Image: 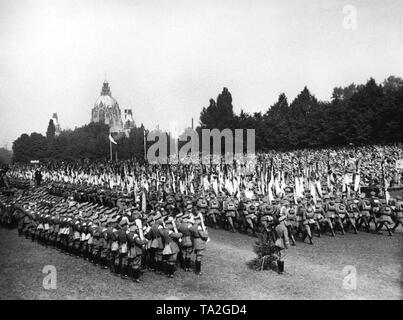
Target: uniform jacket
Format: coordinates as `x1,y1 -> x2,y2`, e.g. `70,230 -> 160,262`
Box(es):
275,222 -> 290,250
189,223 -> 208,251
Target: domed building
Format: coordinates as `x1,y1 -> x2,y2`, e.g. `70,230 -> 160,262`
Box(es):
91,80 -> 135,137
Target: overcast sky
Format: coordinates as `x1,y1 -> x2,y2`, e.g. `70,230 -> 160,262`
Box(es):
0,0 -> 402,148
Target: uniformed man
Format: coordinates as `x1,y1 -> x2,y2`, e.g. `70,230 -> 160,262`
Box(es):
284,203 -> 297,246
375,200 -> 394,236
223,196 -> 237,232
161,216 -> 182,278
127,220 -> 147,282
178,213 -> 194,271
334,199 -> 347,235
392,196 -> 403,232
369,191 -> 380,229
313,199 -> 325,237
274,215 -> 290,274
297,199 -> 313,244
207,195 -> 220,228
358,193 -> 372,232
189,212 -> 209,275
149,212 -> 164,274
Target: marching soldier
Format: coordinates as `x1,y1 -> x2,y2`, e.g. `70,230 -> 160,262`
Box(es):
346,198 -> 359,234
223,196 -> 237,233
375,200 -> 394,236
260,203 -> 276,242
392,196 -> 403,232
358,193 -> 372,232
334,199 -> 347,235
207,195 -> 220,228
196,195 -> 209,217
243,200 -> 258,236
306,201 -> 320,237
284,202 -> 297,246
313,199 -> 325,237
297,199 -> 313,244
369,191 -> 380,229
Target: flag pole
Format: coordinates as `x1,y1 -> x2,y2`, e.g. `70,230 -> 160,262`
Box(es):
110,140 -> 112,161
143,129 -> 147,161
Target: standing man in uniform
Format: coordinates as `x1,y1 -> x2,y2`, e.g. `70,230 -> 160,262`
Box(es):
275,215 -> 290,274
189,212 -> 209,275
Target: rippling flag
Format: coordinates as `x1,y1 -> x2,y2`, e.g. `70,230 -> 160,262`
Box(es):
109,133 -> 117,145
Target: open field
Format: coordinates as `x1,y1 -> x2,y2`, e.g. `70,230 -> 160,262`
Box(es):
0,226 -> 402,300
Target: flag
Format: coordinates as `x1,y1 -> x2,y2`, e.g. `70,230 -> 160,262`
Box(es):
109,133 -> 117,145
141,188 -> 147,212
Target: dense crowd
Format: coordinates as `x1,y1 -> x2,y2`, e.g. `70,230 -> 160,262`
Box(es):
0,144 -> 402,277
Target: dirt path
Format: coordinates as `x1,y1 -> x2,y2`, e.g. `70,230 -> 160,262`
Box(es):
0,227 -> 402,299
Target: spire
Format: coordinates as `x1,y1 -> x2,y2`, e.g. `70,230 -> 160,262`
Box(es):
101,80 -> 111,96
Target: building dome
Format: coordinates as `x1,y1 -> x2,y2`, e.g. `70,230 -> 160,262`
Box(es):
91,81 -> 123,129
90,79 -> 135,137
94,81 -> 119,109
94,94 -> 118,109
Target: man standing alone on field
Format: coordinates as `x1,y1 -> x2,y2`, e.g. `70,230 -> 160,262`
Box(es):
275,216 -> 290,274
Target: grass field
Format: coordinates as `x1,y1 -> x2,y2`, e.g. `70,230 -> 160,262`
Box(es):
0,226 -> 402,300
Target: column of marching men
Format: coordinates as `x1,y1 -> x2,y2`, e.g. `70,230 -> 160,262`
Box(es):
1,144 -> 403,278
0,187 -> 209,282
1,178 -> 403,253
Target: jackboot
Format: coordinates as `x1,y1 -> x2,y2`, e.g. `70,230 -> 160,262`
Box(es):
113,264 -> 120,276
195,260 -> 202,275
279,261 -> 285,273
121,266 -> 128,279
132,268 -> 140,283
167,264 -> 175,278
185,258 -> 191,271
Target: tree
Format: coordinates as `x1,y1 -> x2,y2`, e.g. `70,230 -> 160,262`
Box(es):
46,119 -> 56,140
247,232 -> 278,271
0,148 -> 12,165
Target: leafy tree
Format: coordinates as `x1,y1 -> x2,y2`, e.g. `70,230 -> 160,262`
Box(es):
0,148 -> 12,165
46,119 -> 56,140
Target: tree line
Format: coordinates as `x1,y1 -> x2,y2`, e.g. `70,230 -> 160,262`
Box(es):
12,122 -> 147,163
11,75 -> 403,163
199,76 -> 403,151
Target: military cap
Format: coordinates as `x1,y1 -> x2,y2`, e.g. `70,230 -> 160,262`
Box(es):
119,217 -> 129,227
146,215 -> 154,224
164,216 -> 174,224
